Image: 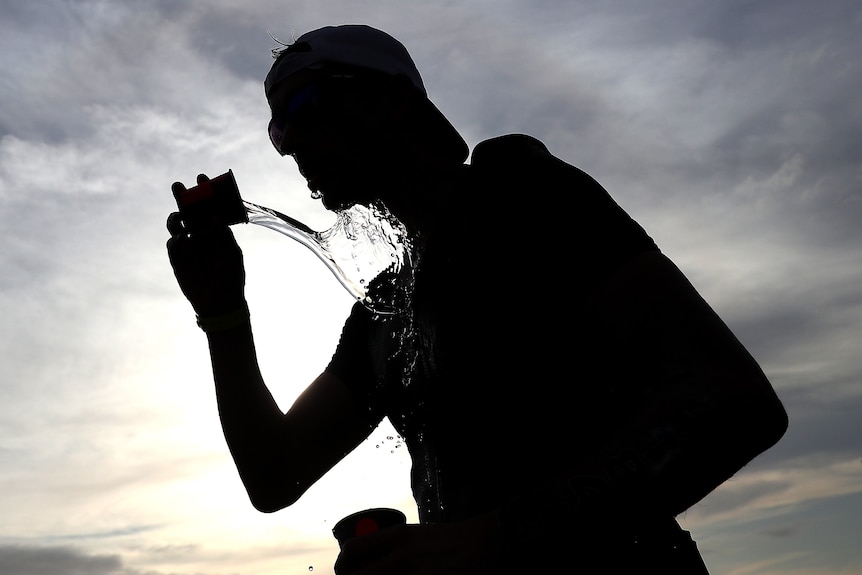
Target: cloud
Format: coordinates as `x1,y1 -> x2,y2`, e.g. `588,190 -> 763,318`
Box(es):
0,543 -> 256,575
0,546 -> 125,575
760,525 -> 799,538
1,2 -> 861,574
690,456 -> 862,526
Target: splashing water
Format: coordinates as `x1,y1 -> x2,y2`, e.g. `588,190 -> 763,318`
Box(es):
243,200 -> 415,315
176,171 -> 425,389
242,198 -> 425,390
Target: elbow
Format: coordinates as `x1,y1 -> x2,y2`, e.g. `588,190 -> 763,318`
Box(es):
250,496 -> 292,514
247,485 -> 302,514
762,394 -> 789,450
750,373 -> 789,449
730,381 -> 790,461
240,469 -> 305,513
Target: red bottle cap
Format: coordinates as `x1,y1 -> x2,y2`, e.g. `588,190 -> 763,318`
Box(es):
332,508 -> 406,548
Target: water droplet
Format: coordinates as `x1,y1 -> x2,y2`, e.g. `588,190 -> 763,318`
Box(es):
308,566 -> 314,572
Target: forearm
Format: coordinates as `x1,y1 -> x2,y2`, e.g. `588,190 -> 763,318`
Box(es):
205,316 -> 293,506
207,317 -> 280,422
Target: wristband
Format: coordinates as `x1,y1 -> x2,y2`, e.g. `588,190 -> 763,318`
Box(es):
196,304 -> 250,333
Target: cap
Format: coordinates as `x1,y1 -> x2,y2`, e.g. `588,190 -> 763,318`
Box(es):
265,25 -> 468,163
265,25 -> 426,96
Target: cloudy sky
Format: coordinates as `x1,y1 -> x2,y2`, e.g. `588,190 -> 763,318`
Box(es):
1,1 -> 860,574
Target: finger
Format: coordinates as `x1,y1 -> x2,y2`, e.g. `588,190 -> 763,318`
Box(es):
335,529 -> 399,575
166,233 -> 190,268
171,181 -> 187,194
166,212 -> 185,236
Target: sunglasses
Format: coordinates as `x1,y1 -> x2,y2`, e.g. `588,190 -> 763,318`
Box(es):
268,74 -> 359,156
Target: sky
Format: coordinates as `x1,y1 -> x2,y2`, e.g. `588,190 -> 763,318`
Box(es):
0,1 -> 860,574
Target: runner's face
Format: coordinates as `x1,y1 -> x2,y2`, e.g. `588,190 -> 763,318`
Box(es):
268,72 -> 399,210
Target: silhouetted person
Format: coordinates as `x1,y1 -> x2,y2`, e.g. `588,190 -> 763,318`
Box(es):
167,25 -> 788,574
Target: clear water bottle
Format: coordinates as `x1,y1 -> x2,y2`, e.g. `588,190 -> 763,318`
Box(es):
172,170 -> 413,314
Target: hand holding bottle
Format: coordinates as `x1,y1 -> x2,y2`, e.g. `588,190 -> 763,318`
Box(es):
166,174 -> 247,318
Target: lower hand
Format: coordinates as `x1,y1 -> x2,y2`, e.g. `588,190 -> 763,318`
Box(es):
334,513 -> 500,575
